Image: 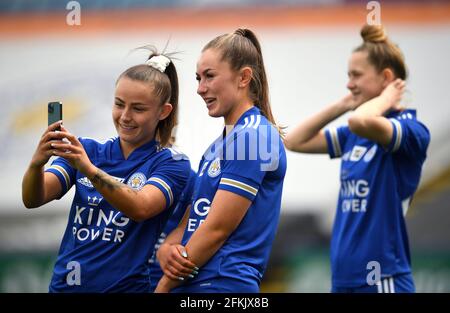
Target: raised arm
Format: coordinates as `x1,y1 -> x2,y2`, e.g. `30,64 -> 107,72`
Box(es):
49,125 -> 177,222
22,121 -> 64,208
284,94 -> 357,153
348,79 -> 405,147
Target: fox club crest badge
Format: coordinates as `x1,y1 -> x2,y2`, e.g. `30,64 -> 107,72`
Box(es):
207,158 -> 221,178
127,172 -> 147,190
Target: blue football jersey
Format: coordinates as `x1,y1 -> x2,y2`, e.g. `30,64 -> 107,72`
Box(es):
45,137 -> 191,292
176,106 -> 287,291
148,168 -> 196,291
324,109 -> 430,288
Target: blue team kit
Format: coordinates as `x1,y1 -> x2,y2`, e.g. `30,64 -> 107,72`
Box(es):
45,137 -> 191,292
42,106 -> 428,293
325,109 -> 430,291
173,107 -> 287,292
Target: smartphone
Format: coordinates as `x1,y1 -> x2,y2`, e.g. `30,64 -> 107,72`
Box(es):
48,102 -> 63,130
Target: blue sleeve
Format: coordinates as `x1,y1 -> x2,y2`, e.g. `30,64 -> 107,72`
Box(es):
45,156 -> 76,197
325,125 -> 351,159
219,126 -> 281,201
165,169 -> 197,230
387,117 -> 430,161
146,156 -> 191,210
44,137 -> 98,198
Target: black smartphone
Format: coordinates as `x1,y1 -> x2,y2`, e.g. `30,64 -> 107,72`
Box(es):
48,102 -> 63,130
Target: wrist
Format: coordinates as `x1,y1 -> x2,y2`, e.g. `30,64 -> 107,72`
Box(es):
85,165 -> 98,181
336,99 -> 353,114
29,161 -> 45,171
159,275 -> 173,290
157,242 -> 170,260
377,93 -> 394,115
163,274 -> 181,290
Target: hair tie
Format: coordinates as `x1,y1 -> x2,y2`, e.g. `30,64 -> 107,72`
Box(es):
145,55 -> 171,73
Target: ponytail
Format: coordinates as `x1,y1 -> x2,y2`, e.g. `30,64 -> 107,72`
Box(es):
203,28 -> 284,136
117,47 -> 179,147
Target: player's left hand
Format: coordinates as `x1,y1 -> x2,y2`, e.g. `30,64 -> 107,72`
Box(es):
382,78 -> 406,111
50,125 -> 96,176
157,243 -> 198,281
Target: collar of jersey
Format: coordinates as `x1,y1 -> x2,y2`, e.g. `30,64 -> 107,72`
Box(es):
235,106 -> 260,127
113,138 -> 158,161
223,106 -> 261,138
203,106 -> 261,161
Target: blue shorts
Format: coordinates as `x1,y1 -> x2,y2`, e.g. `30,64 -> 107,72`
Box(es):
171,277 -> 260,293
332,273 -> 415,293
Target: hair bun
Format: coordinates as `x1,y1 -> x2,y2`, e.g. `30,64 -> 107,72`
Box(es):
361,24 -> 387,43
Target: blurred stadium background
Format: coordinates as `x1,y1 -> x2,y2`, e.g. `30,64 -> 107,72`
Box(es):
0,0 -> 449,292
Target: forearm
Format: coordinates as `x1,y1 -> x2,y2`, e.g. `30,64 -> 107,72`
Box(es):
157,228 -> 185,261
157,206 -> 190,261
163,229 -> 183,246
348,92 -> 398,144
155,224 -> 226,293
155,274 -> 183,292
156,192 -> 250,292
22,165 -> 45,208
184,222 -> 228,269
164,221 -> 187,246
86,166 -> 157,222
352,93 -> 392,118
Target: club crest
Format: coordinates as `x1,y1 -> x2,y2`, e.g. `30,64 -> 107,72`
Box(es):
207,158 -> 221,178
127,172 -> 147,190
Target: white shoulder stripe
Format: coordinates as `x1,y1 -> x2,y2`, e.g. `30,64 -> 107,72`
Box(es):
390,118 -> 402,152
242,115 -> 261,129
220,178 -> 258,196
253,115 -> 261,129
329,127 -> 342,157
247,115 -> 255,128
49,165 -> 71,190
242,117 -> 249,128
147,177 -> 173,206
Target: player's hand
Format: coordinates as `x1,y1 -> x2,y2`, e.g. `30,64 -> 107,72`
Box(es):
157,243 -> 199,281
50,125 -> 95,175
29,121 -> 64,168
381,78 -> 405,111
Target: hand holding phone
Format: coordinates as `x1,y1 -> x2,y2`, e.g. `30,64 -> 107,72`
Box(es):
48,101 -> 62,130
